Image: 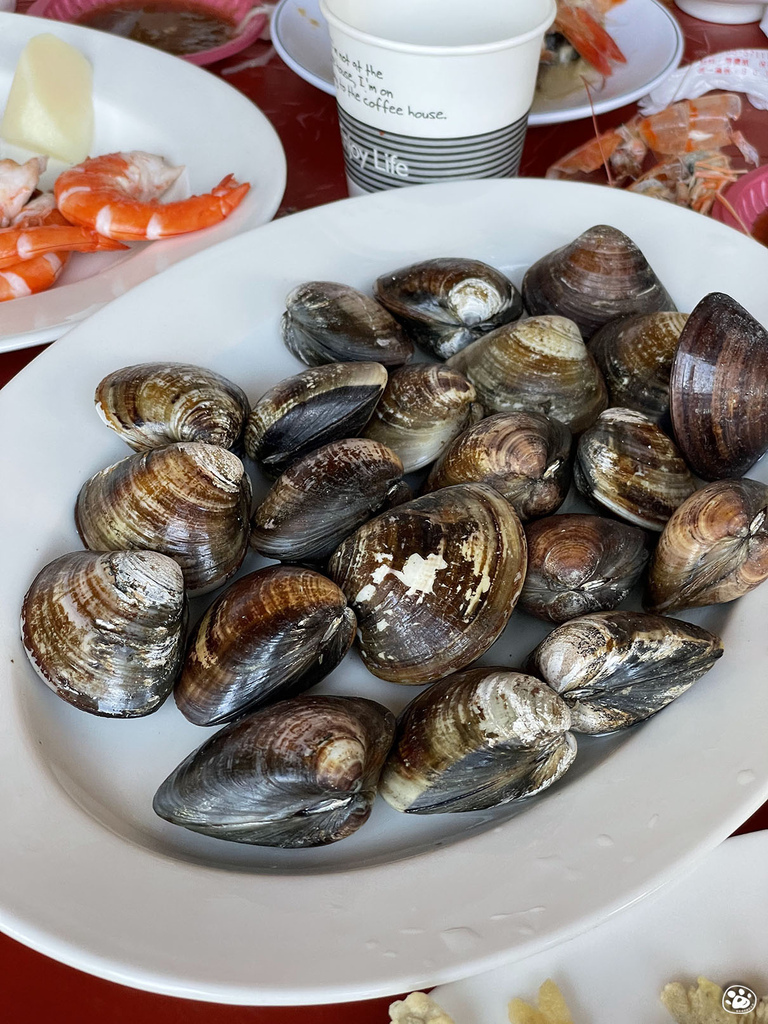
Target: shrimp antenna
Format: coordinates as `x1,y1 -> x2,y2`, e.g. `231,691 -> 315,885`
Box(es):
582,76 -> 614,187
714,191 -> 754,239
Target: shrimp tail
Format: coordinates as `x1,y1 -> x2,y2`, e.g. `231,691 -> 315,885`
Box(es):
555,3 -> 627,77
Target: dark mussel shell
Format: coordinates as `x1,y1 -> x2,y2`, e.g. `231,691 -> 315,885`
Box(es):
21,550 -> 186,717
373,257 -> 523,359
670,292 -> 768,480
425,410 -> 572,521
250,438 -> 405,564
94,362 -> 250,452
519,514 -> 649,623
521,225 -> 676,340
380,668 -> 576,814
175,566 -> 356,726
154,695 -> 395,847
281,281 -> 413,368
645,478 -> 768,613
244,362 -> 388,477
527,610 -> 723,733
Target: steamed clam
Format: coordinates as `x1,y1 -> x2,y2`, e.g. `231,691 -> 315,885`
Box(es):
21,550 -> 186,717
244,362 -> 388,476
670,292 -> 768,480
425,411 -> 572,521
574,408 -> 695,531
527,611 -> 724,733
519,514 -> 649,623
645,478 -> 768,613
373,257 -> 523,359
75,442 -> 252,595
587,312 -> 688,421
363,363 -> 479,472
154,695 -> 395,847
175,566 -> 356,726
521,225 -> 676,340
94,362 -> 250,452
282,281 -> 413,367
328,483 -> 527,685
380,668 -> 576,814
447,315 -> 608,433
250,438 -> 405,563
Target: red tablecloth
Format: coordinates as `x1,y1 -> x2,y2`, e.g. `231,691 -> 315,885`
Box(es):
2,4 -> 767,1021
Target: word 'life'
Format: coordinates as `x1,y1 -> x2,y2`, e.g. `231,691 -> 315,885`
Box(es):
341,135 -> 409,179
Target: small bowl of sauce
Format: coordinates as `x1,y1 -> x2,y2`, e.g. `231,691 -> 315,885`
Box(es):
712,163 -> 768,248
26,0 -> 268,65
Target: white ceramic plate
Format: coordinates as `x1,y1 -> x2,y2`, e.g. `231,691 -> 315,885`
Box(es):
0,12 -> 286,353
271,0 -> 685,126
1,179 -> 767,1006
432,830 -> 768,1022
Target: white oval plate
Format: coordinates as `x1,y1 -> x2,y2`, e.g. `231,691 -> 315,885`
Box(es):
432,830 -> 768,1022
1,179 -> 767,1005
0,12 -> 286,353
271,0 -> 684,126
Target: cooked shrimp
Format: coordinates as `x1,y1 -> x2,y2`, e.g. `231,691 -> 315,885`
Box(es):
0,156 -> 47,227
555,0 -> 627,77
0,207 -> 127,271
0,250 -> 70,302
54,152 -> 250,241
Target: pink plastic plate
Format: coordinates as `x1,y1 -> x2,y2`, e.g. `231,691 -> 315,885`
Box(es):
25,0 -> 268,65
712,162 -> 768,235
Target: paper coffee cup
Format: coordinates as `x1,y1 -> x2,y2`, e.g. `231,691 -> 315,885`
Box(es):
320,0 -> 556,194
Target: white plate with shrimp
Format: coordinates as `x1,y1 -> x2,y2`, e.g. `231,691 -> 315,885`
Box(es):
271,0 -> 685,126
0,12 -> 286,352
2,178 -> 768,1004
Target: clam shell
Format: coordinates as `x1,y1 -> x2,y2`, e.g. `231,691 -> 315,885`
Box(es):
519,514 -> 650,623
250,438 -> 404,563
154,695 -> 395,847
587,312 -> 688,421
175,566 -> 356,726
21,550 -> 186,717
94,362 -> 250,452
244,362 -> 388,477
645,478 -> 768,613
363,364 -> 479,472
670,292 -> 768,480
328,483 -> 527,685
379,668 -> 576,814
75,442 -> 252,595
373,257 -> 523,359
574,408 -> 695,531
527,611 -> 723,733
425,411 -> 572,521
447,315 -> 608,433
521,225 -> 676,340
281,281 -> 413,368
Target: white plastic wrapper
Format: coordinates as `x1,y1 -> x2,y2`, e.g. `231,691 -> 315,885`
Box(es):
639,49 -> 768,115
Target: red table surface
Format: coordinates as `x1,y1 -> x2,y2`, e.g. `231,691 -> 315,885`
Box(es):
2,4 -> 768,1021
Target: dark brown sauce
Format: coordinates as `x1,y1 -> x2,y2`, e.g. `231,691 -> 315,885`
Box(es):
751,208 -> 768,248
75,2 -> 238,55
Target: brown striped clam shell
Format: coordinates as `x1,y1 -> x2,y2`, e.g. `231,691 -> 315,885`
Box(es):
175,566 -> 356,726
21,550 -> 186,717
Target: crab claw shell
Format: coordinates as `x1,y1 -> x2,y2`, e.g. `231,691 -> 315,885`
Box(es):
94,362 -> 250,452
363,363 -> 480,473
446,315 -> 608,433
425,411 -> 572,521
175,566 -> 356,726
645,478 -> 768,613
527,611 -> 724,734
21,550 -> 186,717
153,694 -> 395,847
281,281 -> 413,368
75,442 -> 252,596
379,668 -> 576,814
250,438 -> 405,564
521,225 -> 676,340
519,514 -> 650,623
328,483 -> 527,685
373,257 -> 523,359
244,362 -> 388,477
574,408 -> 695,531
670,292 -> 768,481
